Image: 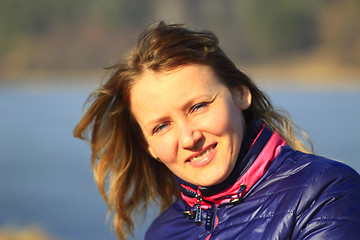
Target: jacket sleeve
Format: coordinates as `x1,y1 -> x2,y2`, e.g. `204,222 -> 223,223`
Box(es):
293,159 -> 360,239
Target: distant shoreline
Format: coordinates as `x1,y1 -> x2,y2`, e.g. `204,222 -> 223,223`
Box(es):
2,58 -> 360,92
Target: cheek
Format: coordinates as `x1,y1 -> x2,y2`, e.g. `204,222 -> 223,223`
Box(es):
148,135 -> 177,163
203,104 -> 242,135
207,114 -> 230,134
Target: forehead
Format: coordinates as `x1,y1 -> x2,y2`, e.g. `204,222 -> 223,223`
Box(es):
131,64 -> 222,96
129,64 -> 225,121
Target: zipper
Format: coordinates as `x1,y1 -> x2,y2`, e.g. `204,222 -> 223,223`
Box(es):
194,193 -> 203,226
182,187 -> 204,226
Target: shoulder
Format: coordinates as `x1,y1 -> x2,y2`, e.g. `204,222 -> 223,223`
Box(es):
276,148 -> 360,188
276,149 -> 360,238
262,147 -> 360,210
277,149 -> 360,202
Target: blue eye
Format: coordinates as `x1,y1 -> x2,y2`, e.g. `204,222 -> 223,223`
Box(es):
191,102 -> 208,112
153,123 -> 168,134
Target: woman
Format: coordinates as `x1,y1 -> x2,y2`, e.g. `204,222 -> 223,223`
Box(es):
74,22 -> 360,239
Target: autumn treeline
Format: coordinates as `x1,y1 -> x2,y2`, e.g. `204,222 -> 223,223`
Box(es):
1,0 -> 359,75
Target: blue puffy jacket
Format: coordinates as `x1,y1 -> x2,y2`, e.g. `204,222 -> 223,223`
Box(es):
145,121 -> 360,239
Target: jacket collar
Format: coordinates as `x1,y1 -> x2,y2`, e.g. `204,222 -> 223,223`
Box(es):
176,120 -> 287,209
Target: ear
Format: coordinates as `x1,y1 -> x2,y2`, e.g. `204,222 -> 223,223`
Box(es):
234,85 -> 252,110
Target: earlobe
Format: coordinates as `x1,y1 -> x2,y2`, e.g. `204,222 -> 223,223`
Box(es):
148,146 -> 157,159
149,147 -> 162,162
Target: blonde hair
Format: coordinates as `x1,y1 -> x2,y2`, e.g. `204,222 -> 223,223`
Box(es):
74,22 -> 312,239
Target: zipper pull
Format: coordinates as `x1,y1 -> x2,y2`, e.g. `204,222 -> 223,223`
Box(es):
195,205 -> 202,225
194,194 -> 203,226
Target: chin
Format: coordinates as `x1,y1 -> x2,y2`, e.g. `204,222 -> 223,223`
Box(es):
198,173 -> 228,187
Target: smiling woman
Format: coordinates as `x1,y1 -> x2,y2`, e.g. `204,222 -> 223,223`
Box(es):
73,22 -> 360,240
130,65 -> 250,187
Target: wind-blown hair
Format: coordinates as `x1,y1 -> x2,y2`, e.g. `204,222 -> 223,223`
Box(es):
74,22 -> 312,239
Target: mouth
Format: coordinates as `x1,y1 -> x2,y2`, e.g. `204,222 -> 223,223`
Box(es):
186,144 -> 217,167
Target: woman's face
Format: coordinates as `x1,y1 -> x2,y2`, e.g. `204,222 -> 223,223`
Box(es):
130,64 -> 251,186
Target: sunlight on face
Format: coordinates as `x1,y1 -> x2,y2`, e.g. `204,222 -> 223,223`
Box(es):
130,65 -> 251,186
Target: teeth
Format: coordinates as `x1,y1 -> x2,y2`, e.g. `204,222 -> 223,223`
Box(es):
190,146 -> 214,162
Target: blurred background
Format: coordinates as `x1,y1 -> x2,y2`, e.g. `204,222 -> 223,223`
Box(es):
1,0 -> 360,239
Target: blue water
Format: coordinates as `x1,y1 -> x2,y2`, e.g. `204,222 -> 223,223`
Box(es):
1,85 -> 360,240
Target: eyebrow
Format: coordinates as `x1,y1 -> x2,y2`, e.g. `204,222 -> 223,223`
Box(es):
181,94 -> 214,111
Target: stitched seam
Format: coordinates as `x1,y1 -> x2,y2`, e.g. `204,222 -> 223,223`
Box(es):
225,210 -> 295,226
308,216 -> 360,224
320,191 -> 360,198
247,185 -> 308,200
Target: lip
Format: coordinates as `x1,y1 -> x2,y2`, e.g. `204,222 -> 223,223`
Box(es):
186,143 -> 217,168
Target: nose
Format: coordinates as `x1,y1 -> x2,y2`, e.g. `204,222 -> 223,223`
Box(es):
178,120 -> 202,149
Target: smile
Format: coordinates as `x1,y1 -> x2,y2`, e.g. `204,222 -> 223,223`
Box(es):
187,144 -> 217,167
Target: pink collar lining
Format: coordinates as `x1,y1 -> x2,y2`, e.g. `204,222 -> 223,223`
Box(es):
180,128 -> 287,209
